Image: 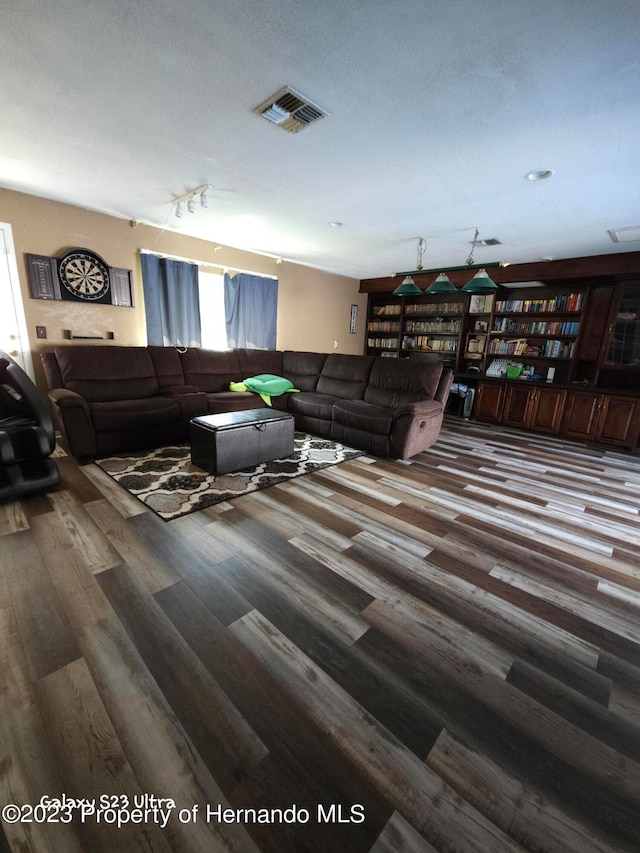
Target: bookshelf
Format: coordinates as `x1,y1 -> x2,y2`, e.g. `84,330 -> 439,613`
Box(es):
366,298 -> 402,356
459,289 -> 585,383
366,293 -> 464,364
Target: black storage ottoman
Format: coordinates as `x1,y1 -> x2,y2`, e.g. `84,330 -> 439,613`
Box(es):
190,408 -> 295,475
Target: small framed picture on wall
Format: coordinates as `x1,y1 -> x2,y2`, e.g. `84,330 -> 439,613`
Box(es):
350,304 -> 358,333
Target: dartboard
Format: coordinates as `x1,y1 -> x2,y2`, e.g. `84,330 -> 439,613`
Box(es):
58,249 -> 111,302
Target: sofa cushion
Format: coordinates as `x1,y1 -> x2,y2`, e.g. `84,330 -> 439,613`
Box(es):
55,346 -> 160,403
148,346 -> 186,388
364,357 -> 443,408
236,348 -> 283,377
89,397 -> 180,432
179,349 -> 242,392
316,354 -> 375,400
287,392 -> 339,421
282,351 -> 328,392
332,400 -> 394,435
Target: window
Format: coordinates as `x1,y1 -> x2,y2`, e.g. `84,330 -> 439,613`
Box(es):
198,271 -> 227,349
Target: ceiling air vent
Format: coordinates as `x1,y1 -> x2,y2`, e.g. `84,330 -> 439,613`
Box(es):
608,226 -> 640,243
253,86 -> 328,133
472,237 -> 502,247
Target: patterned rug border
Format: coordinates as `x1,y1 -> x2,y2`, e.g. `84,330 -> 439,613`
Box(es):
95,432 -> 364,521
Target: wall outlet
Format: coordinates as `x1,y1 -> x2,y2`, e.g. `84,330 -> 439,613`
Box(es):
333,340 -> 338,348
36,325 -> 47,339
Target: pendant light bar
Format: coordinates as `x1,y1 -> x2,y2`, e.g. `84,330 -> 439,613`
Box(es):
391,233 -> 509,295
391,260 -> 508,278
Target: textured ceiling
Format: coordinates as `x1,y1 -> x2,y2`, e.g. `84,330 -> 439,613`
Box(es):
1,0 -> 639,279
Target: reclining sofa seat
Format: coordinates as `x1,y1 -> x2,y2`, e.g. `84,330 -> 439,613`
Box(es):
42,346 -> 184,459
42,345 -> 452,462
332,356 -> 448,458
281,353 -> 374,438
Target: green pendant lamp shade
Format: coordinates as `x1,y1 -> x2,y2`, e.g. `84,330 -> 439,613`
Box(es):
392,275 -> 423,296
461,268 -> 498,293
425,273 -> 457,294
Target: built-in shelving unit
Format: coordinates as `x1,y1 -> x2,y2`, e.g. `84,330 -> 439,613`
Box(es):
366,293 -> 464,366
361,253 -> 640,448
366,300 -> 402,355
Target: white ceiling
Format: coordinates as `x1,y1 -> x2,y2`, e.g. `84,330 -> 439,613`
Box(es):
2,0 -> 640,279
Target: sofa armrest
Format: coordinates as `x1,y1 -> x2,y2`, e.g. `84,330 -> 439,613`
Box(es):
47,388 -> 96,459
390,400 -> 445,459
434,367 -> 454,404
395,399 -> 443,418
159,390 -> 208,431
48,387 -> 90,412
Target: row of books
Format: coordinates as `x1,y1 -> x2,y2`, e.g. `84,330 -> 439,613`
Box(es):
543,339 -> 576,358
367,321 -> 401,332
491,319 -> 580,335
404,320 -> 460,334
404,302 -> 463,314
493,293 -> 584,313
372,304 -> 401,316
367,337 -> 399,349
402,336 -> 457,351
487,338 -> 576,358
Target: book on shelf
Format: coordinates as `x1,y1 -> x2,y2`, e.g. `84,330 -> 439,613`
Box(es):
493,293 -> 584,313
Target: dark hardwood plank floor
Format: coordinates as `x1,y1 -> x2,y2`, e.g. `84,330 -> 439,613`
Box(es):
1,417 -> 640,852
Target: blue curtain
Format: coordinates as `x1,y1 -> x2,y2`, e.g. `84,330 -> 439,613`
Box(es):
141,254 -> 201,347
224,273 -> 278,349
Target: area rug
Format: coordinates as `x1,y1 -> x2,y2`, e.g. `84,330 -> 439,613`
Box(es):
95,433 -> 363,521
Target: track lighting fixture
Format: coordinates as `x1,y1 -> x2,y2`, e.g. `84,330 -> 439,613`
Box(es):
172,184 -> 213,219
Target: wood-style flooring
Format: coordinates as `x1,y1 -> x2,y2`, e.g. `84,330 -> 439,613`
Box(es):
1,416 -> 640,852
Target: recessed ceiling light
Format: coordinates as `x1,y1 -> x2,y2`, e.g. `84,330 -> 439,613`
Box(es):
329,221 -> 344,228
525,169 -> 554,181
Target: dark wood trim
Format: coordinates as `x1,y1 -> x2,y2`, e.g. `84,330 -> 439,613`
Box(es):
360,251 -> 640,293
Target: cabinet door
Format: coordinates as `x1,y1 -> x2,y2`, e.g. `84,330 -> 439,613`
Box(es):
576,287 -> 614,361
473,382 -> 504,423
502,385 -> 532,428
595,396 -> 640,447
601,282 -> 640,366
562,391 -> 603,441
528,387 -> 567,434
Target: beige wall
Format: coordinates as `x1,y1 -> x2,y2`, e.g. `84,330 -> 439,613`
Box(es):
0,188 -> 367,388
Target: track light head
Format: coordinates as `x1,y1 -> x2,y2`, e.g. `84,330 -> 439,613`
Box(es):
172,184 -> 212,219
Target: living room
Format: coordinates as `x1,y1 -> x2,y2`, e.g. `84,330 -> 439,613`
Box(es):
2,1 -> 640,851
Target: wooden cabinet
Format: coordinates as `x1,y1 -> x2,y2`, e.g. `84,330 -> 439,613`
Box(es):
596,395 -> 640,446
502,384 -> 566,434
561,391 -> 603,441
476,381 -> 640,447
473,382 -> 505,423
563,391 -> 640,447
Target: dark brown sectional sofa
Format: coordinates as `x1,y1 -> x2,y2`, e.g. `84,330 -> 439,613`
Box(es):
42,345 -> 453,462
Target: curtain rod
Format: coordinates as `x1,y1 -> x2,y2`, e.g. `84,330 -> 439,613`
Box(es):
139,249 -> 278,280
